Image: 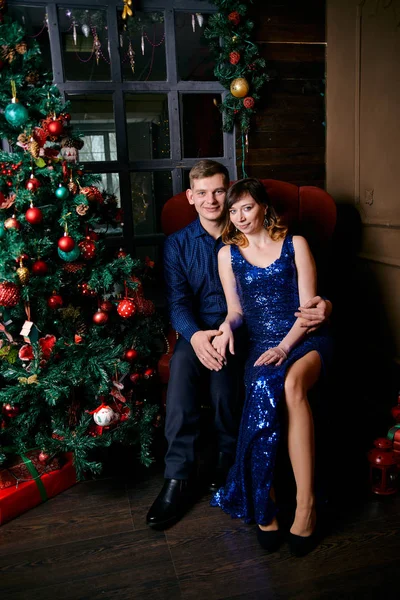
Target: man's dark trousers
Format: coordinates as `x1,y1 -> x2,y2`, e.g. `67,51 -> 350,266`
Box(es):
164,334 -> 244,480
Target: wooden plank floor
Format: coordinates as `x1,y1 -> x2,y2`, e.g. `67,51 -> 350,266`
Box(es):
0,461 -> 399,600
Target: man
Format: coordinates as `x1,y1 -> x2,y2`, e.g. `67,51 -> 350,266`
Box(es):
146,160 -> 331,530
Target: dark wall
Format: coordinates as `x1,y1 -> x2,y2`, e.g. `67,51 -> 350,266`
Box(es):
242,0 -> 326,187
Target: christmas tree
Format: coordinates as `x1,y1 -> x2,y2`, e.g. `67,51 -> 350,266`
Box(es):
0,4 -> 164,479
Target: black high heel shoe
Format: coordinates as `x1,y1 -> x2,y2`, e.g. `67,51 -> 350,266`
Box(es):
256,526 -> 281,553
288,529 -> 318,557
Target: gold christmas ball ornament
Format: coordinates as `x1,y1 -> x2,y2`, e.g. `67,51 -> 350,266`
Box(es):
230,78 -> 250,98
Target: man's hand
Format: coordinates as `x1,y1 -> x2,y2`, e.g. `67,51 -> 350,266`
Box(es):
212,323 -> 235,362
191,330 -> 225,371
295,296 -> 332,333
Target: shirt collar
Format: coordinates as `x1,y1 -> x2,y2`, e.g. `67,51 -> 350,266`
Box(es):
192,218 -> 223,243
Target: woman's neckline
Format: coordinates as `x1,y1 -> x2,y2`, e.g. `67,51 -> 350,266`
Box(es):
235,235 -> 287,269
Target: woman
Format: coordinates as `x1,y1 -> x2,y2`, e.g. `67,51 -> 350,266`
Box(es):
210,178 -> 332,556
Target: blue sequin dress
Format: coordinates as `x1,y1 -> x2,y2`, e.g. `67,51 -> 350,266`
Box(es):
211,235 -> 332,525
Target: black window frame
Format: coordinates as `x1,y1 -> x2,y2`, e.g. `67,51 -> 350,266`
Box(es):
7,0 -> 236,255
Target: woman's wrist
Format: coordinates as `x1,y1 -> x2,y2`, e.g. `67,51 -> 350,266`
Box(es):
277,344 -> 290,358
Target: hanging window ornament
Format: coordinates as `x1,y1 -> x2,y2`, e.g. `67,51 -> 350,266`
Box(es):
72,20 -> 78,45
128,41 -> 135,74
120,33 -> 124,48
196,13 -> 204,28
192,14 -> 196,32
141,29 -> 145,56
93,33 -> 101,65
122,0 -> 134,21
81,24 -> 90,38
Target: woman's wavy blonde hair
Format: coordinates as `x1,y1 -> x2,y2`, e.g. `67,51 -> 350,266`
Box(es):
222,178 -> 288,247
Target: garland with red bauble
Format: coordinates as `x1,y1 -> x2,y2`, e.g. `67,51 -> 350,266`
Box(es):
205,1 -> 268,133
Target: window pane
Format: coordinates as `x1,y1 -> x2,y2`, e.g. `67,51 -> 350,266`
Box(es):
119,11 -> 166,81
59,8 -> 110,81
7,5 -> 52,72
181,94 -> 223,158
125,94 -> 170,161
66,94 -> 116,162
175,12 -> 216,81
131,171 -> 173,236
94,173 -> 122,237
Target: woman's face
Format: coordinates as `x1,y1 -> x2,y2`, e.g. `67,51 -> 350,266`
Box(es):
228,192 -> 266,235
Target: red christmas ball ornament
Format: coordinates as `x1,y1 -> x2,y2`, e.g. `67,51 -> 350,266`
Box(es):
38,451 -> 50,464
228,11 -> 241,25
0,282 -> 21,307
229,51 -> 241,65
116,248 -> 127,258
47,119 -> 64,137
78,237 -> 96,260
144,367 -> 156,379
4,215 -> 21,230
93,309 -> 109,325
124,348 -> 138,362
243,96 -> 255,109
2,403 -> 20,418
100,300 -> 113,312
130,372 -> 142,384
58,234 -> 75,252
32,259 -> 48,276
117,298 -> 136,318
47,293 -> 63,309
25,176 -> 41,192
25,206 -> 43,225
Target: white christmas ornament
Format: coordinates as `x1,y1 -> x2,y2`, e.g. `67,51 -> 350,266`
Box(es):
93,406 -> 115,426
196,13 -> 204,28
82,24 -> 90,38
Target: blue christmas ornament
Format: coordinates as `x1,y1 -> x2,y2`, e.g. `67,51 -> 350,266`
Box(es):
58,245 -> 80,262
4,102 -> 29,128
55,185 -> 69,200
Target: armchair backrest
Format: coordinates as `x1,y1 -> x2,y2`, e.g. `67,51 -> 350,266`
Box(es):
161,179 -> 336,256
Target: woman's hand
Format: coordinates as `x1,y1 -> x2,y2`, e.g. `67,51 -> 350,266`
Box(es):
254,346 -> 288,367
212,323 -> 235,362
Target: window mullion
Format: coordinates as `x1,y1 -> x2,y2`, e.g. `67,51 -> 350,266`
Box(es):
46,3 -> 64,84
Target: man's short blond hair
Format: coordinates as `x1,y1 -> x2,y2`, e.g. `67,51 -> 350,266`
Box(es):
188,160 -> 230,189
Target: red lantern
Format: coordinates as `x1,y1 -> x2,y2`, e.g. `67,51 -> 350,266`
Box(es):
48,119 -> 64,136
124,348 -> 138,362
117,298 -> 136,318
367,437 -> 399,495
93,309 -> 109,325
25,206 -> 43,225
58,234 -> 75,252
32,260 -> 48,276
47,293 -> 63,309
25,176 -> 41,192
4,216 -> 21,230
0,282 -> 21,307
78,237 -> 96,260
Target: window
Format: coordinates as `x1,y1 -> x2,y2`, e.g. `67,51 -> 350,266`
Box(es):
7,1 -> 236,262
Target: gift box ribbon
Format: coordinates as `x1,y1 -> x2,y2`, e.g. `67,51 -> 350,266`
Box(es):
2,448 -> 47,501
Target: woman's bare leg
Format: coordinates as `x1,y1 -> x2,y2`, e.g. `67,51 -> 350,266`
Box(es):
284,351 -> 321,536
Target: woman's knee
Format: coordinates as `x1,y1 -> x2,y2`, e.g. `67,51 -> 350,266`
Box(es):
284,374 -> 307,409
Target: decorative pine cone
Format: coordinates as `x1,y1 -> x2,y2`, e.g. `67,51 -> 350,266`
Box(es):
26,71 -> 39,84
76,203 -> 89,216
68,181 -> 78,194
17,133 -> 29,144
2,45 -> 15,63
15,41 -> 27,54
75,319 -> 87,336
28,140 -> 40,159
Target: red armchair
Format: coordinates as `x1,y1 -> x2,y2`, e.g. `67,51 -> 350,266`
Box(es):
158,180 -> 337,388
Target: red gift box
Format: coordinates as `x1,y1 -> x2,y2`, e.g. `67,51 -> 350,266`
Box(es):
0,450 -> 62,489
0,452 -> 77,526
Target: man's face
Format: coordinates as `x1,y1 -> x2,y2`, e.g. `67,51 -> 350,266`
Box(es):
186,173 -> 227,225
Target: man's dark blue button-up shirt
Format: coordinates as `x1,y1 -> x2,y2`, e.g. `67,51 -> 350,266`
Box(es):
164,218 -> 227,342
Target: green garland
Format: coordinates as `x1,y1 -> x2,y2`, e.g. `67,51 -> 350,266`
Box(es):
204,0 -> 268,133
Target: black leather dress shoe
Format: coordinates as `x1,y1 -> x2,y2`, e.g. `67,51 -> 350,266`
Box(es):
208,452 -> 234,492
146,479 -> 192,530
